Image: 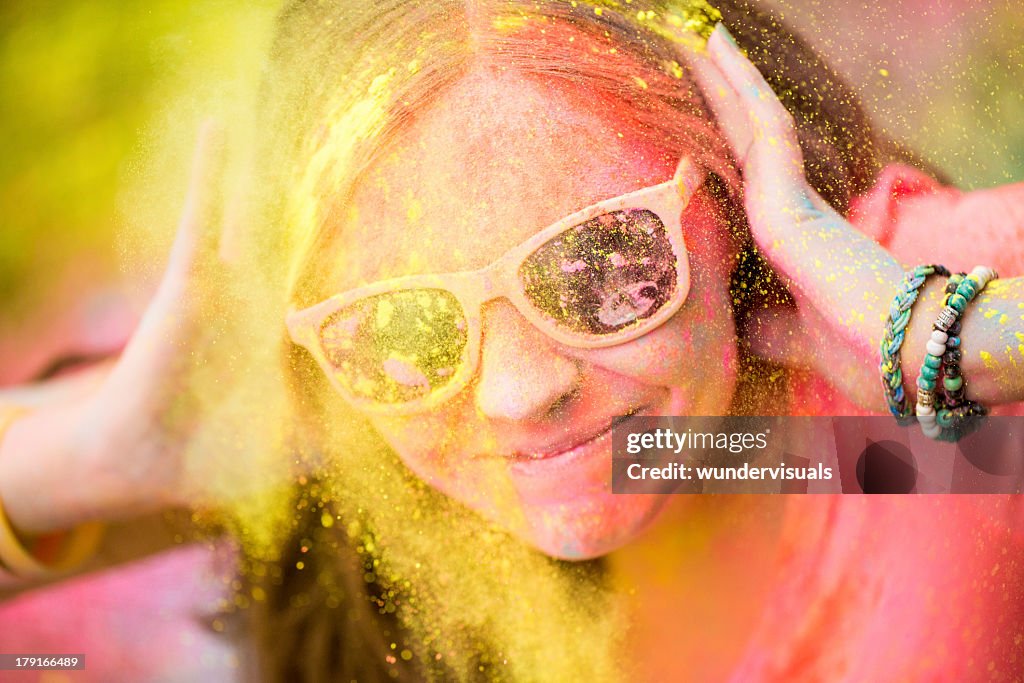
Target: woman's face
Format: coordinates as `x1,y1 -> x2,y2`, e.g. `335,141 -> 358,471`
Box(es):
330,67 -> 740,559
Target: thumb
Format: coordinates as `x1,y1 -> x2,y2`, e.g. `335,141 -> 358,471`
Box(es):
163,120 -> 228,293
127,121 -> 229,357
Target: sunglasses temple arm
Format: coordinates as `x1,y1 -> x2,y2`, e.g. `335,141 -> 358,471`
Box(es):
285,307 -> 316,348
673,157 -> 704,200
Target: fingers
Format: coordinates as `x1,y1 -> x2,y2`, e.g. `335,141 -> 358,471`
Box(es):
684,46 -> 754,165
705,26 -> 801,177
703,25 -> 838,227
166,120 -> 228,285
690,25 -> 904,406
138,120 -> 229,349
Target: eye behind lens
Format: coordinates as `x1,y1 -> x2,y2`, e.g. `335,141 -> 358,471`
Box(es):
319,289 -> 468,404
519,209 -> 678,335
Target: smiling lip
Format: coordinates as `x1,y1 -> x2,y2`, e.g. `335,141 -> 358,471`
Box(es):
506,405 -> 650,462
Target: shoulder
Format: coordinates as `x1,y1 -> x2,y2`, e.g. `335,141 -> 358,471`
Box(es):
849,163 -> 1024,276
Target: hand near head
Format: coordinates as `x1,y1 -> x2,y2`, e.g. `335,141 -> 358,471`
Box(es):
88,122 -> 235,508
1,122 -> 268,537
686,26 -> 907,410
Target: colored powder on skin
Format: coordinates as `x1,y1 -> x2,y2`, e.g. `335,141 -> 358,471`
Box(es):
112,0 -> 845,679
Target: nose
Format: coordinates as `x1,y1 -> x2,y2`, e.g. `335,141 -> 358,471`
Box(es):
474,300 -> 582,421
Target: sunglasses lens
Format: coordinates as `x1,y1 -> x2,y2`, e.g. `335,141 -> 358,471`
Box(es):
319,289 -> 468,404
519,209 -> 678,335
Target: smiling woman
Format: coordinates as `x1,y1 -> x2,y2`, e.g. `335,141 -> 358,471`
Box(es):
3,0 -> 1024,682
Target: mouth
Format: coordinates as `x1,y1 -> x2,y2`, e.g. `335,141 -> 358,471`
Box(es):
507,404 -> 650,463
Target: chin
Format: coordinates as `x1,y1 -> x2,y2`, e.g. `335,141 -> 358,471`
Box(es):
514,492 -> 668,560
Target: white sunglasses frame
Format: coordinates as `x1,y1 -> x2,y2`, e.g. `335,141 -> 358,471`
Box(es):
286,157 -> 704,414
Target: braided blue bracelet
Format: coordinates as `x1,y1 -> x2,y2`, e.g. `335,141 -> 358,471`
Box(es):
880,264 -> 950,422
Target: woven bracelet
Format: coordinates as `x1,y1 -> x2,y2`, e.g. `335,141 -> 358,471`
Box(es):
880,263 -> 950,423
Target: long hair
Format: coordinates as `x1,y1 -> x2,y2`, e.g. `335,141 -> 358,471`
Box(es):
214,1 -> 910,680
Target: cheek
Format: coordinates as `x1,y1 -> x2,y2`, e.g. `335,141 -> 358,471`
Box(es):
367,413 -> 453,478
367,413 -> 474,505
366,411 -> 535,537
367,410 -> 508,500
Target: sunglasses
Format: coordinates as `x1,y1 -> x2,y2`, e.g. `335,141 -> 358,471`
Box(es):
287,157 -> 704,414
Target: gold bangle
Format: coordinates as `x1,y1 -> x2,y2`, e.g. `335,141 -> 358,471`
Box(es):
0,404 -> 104,580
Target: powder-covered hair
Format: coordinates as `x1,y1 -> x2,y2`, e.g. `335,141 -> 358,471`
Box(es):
254,0 -> 889,310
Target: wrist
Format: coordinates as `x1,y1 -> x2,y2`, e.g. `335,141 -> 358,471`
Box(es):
897,276 -> 948,413
0,402 -> 102,581
0,391 -> 167,537
0,401 -> 79,536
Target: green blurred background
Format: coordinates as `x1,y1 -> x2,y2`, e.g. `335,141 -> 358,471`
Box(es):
0,0 -> 277,329
0,0 -> 1021,330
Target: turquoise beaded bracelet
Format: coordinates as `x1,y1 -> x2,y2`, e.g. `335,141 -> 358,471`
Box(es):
915,266 -> 997,440
880,264 -> 950,423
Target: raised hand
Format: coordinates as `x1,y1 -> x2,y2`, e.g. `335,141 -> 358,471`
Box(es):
86,122 -> 234,505
1,123 -> 270,536
687,25 -> 908,410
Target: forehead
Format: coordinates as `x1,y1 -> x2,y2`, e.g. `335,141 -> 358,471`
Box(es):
334,67 -> 676,288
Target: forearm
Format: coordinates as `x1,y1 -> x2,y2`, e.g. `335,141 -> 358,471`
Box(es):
901,275 -> 1024,407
